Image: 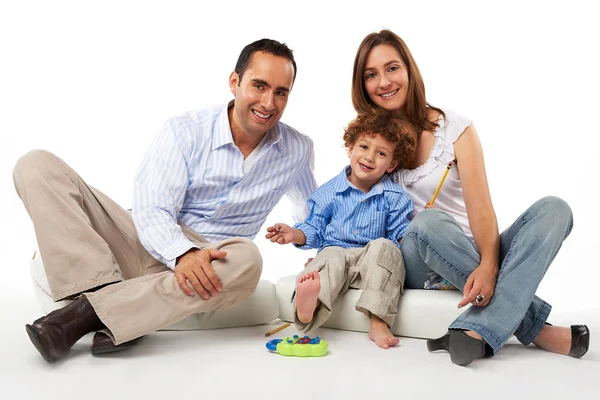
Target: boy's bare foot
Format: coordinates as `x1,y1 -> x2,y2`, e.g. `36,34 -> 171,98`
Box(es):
296,271 -> 321,324
368,315 -> 399,349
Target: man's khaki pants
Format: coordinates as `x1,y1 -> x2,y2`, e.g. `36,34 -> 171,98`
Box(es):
13,150 -> 262,345
294,238 -> 406,333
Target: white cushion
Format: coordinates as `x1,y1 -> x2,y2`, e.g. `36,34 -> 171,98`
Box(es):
30,251 -> 278,330
276,275 -> 466,339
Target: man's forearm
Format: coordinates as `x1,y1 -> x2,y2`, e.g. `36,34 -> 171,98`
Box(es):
133,208 -> 198,269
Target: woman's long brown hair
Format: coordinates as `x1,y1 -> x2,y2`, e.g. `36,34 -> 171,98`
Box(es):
352,29 -> 445,136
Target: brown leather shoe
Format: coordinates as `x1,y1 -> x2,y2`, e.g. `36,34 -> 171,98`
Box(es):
26,296 -> 104,363
91,332 -> 141,355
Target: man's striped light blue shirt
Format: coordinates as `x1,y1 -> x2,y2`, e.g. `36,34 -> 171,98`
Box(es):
132,103 -> 317,269
294,166 -> 413,251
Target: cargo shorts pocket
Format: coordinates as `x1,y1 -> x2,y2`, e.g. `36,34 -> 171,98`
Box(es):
373,240 -> 405,294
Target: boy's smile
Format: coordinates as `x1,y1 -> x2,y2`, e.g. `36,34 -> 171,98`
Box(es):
347,133 -> 398,193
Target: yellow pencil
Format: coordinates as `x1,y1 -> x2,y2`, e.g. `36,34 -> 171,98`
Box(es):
430,162 -> 453,206
265,322 -> 291,337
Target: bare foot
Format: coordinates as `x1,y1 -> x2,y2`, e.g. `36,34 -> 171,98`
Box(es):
368,315 -> 399,349
533,325 -> 571,355
296,271 -> 321,324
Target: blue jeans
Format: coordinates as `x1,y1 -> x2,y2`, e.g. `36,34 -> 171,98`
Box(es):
400,196 -> 573,353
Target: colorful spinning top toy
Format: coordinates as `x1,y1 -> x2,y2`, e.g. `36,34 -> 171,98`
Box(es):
266,334 -> 328,357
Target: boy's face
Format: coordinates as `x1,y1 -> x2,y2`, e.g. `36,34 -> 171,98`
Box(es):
229,52 -> 294,139
347,133 -> 398,189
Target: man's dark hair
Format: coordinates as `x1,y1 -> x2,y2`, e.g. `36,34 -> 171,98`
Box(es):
234,39 -> 297,85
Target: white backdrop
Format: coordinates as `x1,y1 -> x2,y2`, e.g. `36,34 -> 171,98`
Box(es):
1,1 -> 598,314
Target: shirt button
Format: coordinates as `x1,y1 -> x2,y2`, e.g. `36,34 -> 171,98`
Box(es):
353,230 -> 358,235
232,189 -> 238,194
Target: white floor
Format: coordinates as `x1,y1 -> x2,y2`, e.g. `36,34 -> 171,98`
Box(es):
1,285 -> 598,400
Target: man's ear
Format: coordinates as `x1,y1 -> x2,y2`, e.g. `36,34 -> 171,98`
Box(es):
229,71 -> 239,95
387,160 -> 399,173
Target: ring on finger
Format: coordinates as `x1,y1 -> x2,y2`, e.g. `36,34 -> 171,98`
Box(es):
475,294 -> 485,304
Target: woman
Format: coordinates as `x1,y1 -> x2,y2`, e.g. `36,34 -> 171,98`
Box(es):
351,29 -> 589,366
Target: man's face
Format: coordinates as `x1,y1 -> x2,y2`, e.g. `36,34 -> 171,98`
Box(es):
229,52 -> 294,138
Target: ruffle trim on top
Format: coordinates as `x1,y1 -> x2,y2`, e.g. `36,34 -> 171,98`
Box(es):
395,109 -> 471,186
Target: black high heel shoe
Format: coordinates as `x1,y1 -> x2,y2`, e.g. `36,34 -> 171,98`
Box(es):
544,323 -> 590,358
427,332 -> 450,352
427,330 -> 486,366
568,325 -> 590,358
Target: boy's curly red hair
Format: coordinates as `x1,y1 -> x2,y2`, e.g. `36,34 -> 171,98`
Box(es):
343,111 -> 417,173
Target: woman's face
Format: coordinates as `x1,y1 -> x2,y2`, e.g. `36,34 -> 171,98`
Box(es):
363,44 -> 409,113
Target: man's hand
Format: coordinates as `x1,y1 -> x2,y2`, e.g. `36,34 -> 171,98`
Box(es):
265,223 -> 296,244
457,263 -> 498,308
174,249 -> 227,299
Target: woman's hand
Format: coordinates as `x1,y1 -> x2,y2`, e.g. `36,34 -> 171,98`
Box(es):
424,201 -> 436,209
457,263 -> 498,308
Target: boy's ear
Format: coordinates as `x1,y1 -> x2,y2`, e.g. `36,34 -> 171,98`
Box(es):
386,159 -> 399,173
229,71 -> 239,95
347,145 -> 354,159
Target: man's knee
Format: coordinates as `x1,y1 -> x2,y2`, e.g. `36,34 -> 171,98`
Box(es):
14,149 -> 59,175
223,237 -> 263,287
240,237 -> 263,276
217,238 -> 262,307
13,149 -> 62,193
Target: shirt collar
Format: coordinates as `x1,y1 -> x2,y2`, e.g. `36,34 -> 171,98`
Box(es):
211,101 -> 283,151
211,102 -> 235,151
267,122 -> 283,149
334,165 -> 403,197
333,166 -> 353,193
377,173 -> 404,194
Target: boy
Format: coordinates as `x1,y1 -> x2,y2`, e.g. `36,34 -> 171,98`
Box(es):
266,112 -> 416,349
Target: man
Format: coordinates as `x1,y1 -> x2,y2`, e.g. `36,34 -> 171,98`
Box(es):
13,39 -> 316,363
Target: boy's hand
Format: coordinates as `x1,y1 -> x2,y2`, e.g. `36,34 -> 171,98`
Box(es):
265,223 -> 295,244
